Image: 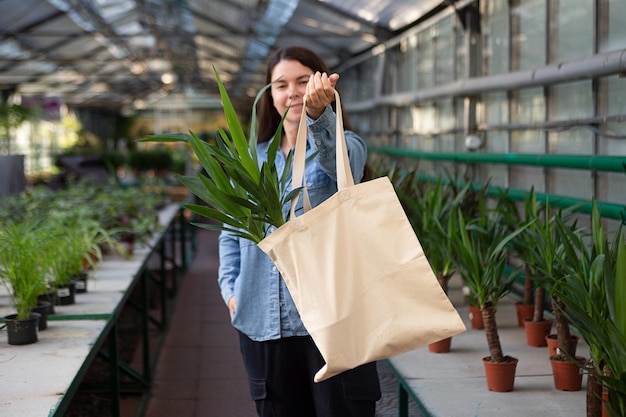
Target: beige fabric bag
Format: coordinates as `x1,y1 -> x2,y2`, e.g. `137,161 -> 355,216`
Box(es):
258,91 -> 466,382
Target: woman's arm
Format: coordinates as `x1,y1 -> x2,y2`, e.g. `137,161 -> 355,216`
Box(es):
217,230 -> 241,316
307,106 -> 367,184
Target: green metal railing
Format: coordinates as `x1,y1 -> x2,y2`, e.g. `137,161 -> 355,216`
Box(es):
372,147 -> 626,172
372,147 -> 626,222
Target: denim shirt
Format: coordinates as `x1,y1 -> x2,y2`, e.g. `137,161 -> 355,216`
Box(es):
217,105 -> 367,341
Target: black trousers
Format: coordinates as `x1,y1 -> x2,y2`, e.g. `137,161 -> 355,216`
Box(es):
238,332 -> 381,417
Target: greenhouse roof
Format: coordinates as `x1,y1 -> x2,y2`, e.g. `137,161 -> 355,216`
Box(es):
0,0 -> 447,112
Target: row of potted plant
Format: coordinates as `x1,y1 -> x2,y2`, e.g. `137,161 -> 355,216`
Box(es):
0,180 -> 167,345
380,164 -> 625,417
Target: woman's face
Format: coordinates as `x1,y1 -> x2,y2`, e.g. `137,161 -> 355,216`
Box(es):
270,59 -> 313,125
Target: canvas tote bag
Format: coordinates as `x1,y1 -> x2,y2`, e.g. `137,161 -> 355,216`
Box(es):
258,91 -> 466,382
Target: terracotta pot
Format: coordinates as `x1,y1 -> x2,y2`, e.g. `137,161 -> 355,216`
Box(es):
523,318 -> 553,347
546,334 -> 579,357
428,337 -> 452,353
602,389 -> 609,417
483,356 -> 518,392
515,302 -> 534,328
468,305 -> 484,329
550,356 -> 586,391
82,249 -> 99,271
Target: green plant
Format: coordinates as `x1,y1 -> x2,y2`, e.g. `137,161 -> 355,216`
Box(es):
499,188 -> 544,312
554,201 -> 626,416
449,191 -> 528,363
141,68 -> 300,243
0,220 -> 49,319
398,173 -> 473,293
0,102 -> 32,154
58,218 -> 115,275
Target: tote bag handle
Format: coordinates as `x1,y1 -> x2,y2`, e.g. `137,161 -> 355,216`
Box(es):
289,90 -> 354,219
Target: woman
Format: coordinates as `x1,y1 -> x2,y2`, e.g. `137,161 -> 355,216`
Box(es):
217,46 -> 381,417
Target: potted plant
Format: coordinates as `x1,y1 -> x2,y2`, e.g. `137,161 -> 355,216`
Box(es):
513,206 -> 584,393
554,201 -> 626,414
448,191 -> 528,392
0,219 -> 49,344
60,218 -> 113,293
499,188 -> 544,328
516,201 -> 565,347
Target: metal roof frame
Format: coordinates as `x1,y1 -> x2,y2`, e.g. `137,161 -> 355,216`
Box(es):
0,0 -> 451,112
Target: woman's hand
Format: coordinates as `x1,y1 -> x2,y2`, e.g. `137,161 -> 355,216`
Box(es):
228,295 -> 237,319
305,72 -> 339,119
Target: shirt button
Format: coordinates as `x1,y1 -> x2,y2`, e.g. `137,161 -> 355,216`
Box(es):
315,140 -> 321,145
306,182 -> 312,187
272,266 -> 277,272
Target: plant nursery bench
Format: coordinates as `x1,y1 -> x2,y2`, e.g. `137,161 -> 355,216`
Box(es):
0,203 -> 192,417
385,277 -> 589,417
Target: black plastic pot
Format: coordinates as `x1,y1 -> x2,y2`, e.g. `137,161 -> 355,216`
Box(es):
4,312 -> 40,345
37,291 -> 57,314
56,280 -> 77,305
31,301 -> 51,331
72,272 -> 89,294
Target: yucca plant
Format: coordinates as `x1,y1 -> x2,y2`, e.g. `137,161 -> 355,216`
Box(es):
449,191 -> 528,364
142,68 -> 300,243
499,188 -> 546,324
400,174 -> 473,294
554,201 -> 626,416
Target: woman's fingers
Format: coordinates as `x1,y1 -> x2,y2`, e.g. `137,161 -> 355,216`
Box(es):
306,72 -> 339,116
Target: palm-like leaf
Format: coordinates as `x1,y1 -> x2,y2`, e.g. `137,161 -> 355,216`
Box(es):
141,68 -> 299,243
449,191 -> 528,362
553,201 -> 626,416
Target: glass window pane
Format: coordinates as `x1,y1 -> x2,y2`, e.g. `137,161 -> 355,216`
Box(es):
512,0 -> 546,70
599,0 -> 626,52
549,81 -> 593,121
485,91 -> 509,125
597,76 -> 626,205
437,98 -> 455,132
434,17 -> 454,85
401,36 -> 419,92
549,0 -> 593,62
417,28 -> 434,88
455,21 -> 467,80
510,165 -> 546,192
483,0 -> 510,75
512,87 -> 545,124
548,130 -> 593,200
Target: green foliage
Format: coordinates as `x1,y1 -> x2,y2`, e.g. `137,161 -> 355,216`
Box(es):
141,68 -> 300,243
393,169 -> 475,291
101,149 -> 127,173
0,103 -> 32,154
0,220 -> 49,319
450,191 -> 527,310
553,201 -> 626,416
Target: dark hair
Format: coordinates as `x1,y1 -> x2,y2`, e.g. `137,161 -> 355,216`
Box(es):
257,46 -> 354,142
